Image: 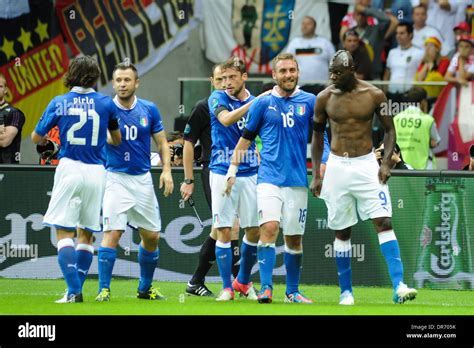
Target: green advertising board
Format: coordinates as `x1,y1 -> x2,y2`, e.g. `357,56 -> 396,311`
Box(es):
0,167 -> 473,290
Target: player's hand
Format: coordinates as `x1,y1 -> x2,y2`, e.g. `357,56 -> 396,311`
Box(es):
160,170 -> 174,197
0,124 -> 4,134
257,89 -> 272,98
223,176 -> 236,196
180,182 -> 194,201
310,177 -> 323,197
378,163 -> 391,184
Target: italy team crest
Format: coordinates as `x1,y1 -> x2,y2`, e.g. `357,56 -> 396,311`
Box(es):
232,0 -> 295,65
296,105 -> 305,115
140,116 -> 148,127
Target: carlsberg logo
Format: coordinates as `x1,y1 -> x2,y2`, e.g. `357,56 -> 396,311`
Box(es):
431,193 -> 456,276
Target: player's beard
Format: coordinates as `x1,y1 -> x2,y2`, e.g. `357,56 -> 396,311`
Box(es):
117,89 -> 135,102
278,77 -> 298,94
230,84 -> 243,98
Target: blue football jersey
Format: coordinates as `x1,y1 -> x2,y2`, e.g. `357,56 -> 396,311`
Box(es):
208,89 -> 258,176
245,87 -> 330,187
106,97 -> 164,175
35,87 -> 118,165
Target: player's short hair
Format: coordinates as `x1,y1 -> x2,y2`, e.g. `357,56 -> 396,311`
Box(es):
113,61 -> 139,79
272,53 -> 299,70
397,21 -> 414,35
404,86 -> 427,103
210,63 -> 224,78
64,55 -> 101,89
222,57 -> 247,75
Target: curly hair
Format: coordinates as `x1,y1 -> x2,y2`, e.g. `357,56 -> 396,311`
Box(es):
64,55 -> 101,89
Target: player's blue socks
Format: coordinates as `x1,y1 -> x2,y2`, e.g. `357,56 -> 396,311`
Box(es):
76,244 -> 94,288
334,238 -> 353,294
138,245 -> 159,292
57,238 -> 81,295
257,241 -> 276,288
378,230 -> 404,289
236,236 -> 257,285
98,246 -> 117,290
216,241 -> 232,289
284,246 -> 302,294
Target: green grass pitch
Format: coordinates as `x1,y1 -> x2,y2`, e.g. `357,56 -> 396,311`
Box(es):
0,278 -> 473,315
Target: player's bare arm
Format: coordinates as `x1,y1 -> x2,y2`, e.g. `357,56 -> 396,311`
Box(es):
373,88 -> 396,184
180,139 -> 195,201
310,89 -> 329,197
0,126 -> 18,147
153,130 -> 174,197
217,91 -> 270,127
107,128 -> 122,145
223,137 -> 252,196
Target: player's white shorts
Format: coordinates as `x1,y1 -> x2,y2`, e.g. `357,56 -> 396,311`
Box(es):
102,171 -> 161,232
320,152 -> 392,230
43,157 -> 106,232
210,171 -> 258,229
257,183 -> 308,236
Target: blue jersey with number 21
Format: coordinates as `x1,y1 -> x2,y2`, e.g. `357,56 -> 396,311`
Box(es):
35,87 -> 118,165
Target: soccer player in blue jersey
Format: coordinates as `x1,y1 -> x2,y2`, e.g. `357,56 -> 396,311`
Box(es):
224,53 -> 330,304
311,50 -> 417,305
95,62 -> 174,302
31,56 -> 122,303
208,57 -> 264,301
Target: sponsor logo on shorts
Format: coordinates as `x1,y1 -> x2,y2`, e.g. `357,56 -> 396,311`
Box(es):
103,217 -> 109,226
213,214 -> 219,224
258,210 -> 263,220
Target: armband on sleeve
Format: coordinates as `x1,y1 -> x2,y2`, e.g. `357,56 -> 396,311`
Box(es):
313,122 -> 326,133
108,118 -> 119,131
242,128 -> 258,141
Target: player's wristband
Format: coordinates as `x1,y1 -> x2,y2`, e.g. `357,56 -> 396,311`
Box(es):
225,164 -> 238,180
313,122 -> 326,133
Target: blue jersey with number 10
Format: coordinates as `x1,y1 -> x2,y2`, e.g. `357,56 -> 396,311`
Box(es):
245,87 -> 329,187
35,87 -> 118,165
106,97 -> 164,175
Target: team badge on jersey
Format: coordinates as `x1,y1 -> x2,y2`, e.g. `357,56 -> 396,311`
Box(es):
140,116 -> 148,127
296,105 -> 305,116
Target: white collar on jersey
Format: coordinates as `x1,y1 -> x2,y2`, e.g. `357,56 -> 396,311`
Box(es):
271,85 -> 301,98
225,88 -> 252,102
71,86 -> 96,94
113,95 -> 137,110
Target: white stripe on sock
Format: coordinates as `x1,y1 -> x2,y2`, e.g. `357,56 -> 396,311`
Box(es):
284,244 -> 302,255
216,240 -> 231,248
378,230 -> 397,245
57,238 -> 74,251
243,235 -> 258,247
76,244 -> 94,253
257,240 -> 275,248
334,238 -> 351,252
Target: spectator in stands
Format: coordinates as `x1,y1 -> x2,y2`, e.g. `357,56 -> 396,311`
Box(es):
0,73 -> 25,164
446,21 -> 472,59
384,22 -> 424,102
351,3 -> 398,79
342,29 -> 373,80
463,144 -> 474,170
444,35 -> 474,87
415,36 -> 450,107
393,87 -> 440,169
373,0 -> 414,24
413,0 -> 468,55
340,0 -> 382,42
167,131 -> 184,167
412,5 -> 444,53
285,16 -> 335,87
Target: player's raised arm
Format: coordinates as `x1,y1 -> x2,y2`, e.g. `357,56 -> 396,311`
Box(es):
217,90 -> 271,127
310,90 -> 329,197
374,89 -> 396,184
153,130 -> 174,196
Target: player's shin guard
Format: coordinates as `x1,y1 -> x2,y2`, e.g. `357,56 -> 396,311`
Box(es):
138,245 -> 159,292
284,245 -> 302,294
334,238 -> 353,294
215,241 -> 232,289
57,238 -> 81,295
98,247 -> 117,290
76,244 -> 94,288
378,230 -> 404,288
257,241 -> 276,288
189,236 -> 216,285
231,239 -> 240,280
236,236 -> 257,285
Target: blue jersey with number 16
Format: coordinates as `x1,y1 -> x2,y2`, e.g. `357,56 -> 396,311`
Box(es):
35,87 -> 118,165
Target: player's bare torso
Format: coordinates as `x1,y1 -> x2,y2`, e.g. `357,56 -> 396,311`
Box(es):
320,80 -> 384,158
